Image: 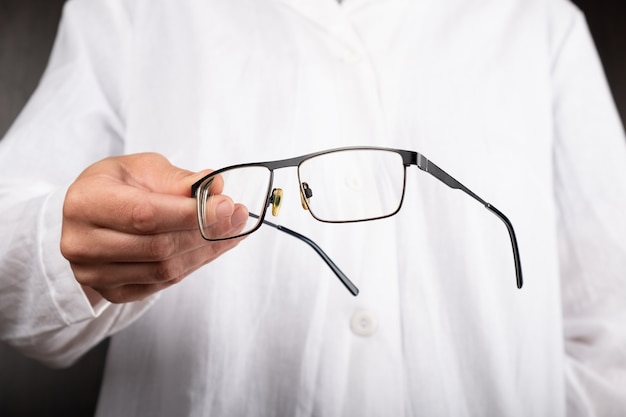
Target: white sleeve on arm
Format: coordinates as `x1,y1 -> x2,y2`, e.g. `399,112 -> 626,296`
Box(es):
0,0 -> 156,368
550,1 -> 626,415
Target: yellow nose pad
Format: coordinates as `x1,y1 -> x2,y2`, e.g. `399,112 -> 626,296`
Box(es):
300,182 -> 313,210
270,188 -> 283,216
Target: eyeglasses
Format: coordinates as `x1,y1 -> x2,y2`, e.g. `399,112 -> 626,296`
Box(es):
191,146 -> 523,295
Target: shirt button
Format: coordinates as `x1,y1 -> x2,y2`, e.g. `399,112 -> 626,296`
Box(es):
350,310 -> 378,337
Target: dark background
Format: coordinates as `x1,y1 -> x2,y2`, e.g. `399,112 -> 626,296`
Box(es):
1,0 -> 625,415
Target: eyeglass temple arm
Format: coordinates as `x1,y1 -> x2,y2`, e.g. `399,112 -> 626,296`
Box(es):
414,155 -> 523,289
248,213 -> 359,296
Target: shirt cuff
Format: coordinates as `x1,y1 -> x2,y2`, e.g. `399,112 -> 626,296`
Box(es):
38,187 -> 111,324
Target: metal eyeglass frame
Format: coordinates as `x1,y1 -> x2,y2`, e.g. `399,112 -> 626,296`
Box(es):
191,146 -> 523,296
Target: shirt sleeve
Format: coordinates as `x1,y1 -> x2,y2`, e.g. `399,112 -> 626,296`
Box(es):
0,0 -> 156,368
550,1 -> 626,415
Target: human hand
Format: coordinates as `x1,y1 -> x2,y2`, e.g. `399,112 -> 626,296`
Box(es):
60,153 -> 248,304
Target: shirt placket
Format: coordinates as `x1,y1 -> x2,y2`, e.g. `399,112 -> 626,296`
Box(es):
273,2 -> 408,416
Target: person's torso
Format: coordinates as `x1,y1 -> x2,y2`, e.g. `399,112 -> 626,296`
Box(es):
98,0 -> 566,415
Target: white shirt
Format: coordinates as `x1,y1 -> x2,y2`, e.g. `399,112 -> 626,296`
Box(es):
1,0 -> 626,416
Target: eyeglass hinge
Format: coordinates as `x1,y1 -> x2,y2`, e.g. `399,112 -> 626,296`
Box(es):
416,153 -> 429,171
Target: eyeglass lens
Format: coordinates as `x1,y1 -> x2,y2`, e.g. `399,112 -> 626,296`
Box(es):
298,149 -> 405,222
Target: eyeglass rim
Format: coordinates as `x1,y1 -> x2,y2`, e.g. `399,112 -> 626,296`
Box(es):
192,147 -> 410,233
194,167 -> 275,241
297,152 -> 408,224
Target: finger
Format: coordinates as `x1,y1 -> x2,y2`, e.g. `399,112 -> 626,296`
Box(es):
97,282 -> 173,304
194,172 -> 225,196
62,212 -> 247,264
199,203 -> 250,240
64,180 -> 238,235
72,237 -> 245,293
94,152 -> 209,196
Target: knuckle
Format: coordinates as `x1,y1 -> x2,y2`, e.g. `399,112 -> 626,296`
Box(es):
130,201 -> 159,233
71,269 -> 107,296
62,186 -> 87,220
70,267 -> 95,287
102,287 -> 132,304
153,259 -> 184,283
78,276 -> 96,288
60,234 -> 88,262
147,234 -> 176,260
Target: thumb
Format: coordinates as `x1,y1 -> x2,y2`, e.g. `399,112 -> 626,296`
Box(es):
115,152 -> 212,197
